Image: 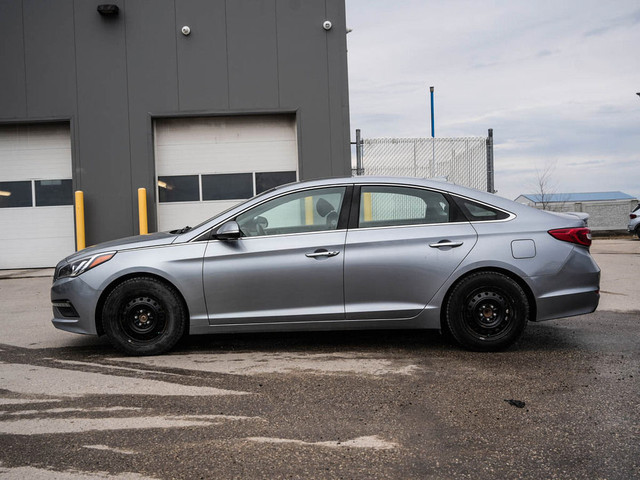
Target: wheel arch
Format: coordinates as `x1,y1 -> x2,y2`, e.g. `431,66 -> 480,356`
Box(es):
95,272 -> 191,337
439,267 -> 537,331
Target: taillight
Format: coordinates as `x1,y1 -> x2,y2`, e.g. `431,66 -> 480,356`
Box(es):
548,228 -> 592,247
631,214 -> 637,219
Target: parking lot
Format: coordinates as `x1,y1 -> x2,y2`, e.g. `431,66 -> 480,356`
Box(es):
1,239 -> 638,479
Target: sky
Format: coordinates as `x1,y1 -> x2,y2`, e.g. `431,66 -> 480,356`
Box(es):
345,0 -> 640,201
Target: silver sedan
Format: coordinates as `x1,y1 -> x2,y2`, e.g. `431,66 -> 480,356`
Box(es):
51,177 -> 600,355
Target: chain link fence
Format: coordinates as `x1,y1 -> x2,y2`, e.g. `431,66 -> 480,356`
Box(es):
353,133 -> 493,192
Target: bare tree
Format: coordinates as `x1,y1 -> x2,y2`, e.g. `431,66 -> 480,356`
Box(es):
533,161 -> 558,210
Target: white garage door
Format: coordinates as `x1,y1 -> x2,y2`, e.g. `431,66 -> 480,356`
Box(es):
0,123 -> 75,269
154,115 -> 298,232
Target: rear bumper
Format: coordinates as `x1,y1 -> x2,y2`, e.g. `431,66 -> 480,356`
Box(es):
528,245 -> 600,322
535,288 -> 599,322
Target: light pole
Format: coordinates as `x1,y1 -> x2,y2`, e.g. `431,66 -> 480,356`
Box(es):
430,86 -> 435,176
430,86 -> 435,137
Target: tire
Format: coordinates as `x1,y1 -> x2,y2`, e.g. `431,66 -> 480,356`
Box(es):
636,227 -> 640,240
102,277 -> 186,356
445,272 -> 529,352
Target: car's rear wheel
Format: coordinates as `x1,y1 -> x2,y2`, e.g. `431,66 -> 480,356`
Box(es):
102,277 -> 186,356
445,272 -> 529,351
635,226 -> 640,240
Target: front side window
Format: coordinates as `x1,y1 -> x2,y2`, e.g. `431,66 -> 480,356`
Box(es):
236,187 -> 346,237
358,186 -> 450,227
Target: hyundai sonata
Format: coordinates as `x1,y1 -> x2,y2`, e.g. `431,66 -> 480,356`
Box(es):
51,177 -> 600,355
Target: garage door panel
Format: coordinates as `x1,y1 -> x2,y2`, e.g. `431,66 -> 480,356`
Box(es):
155,116 -> 296,145
155,115 -> 298,232
0,207 -> 75,269
156,140 -> 297,175
1,149 -> 72,181
0,123 -> 74,269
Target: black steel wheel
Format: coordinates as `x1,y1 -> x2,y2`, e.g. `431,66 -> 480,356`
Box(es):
445,272 -> 529,351
102,277 -> 186,355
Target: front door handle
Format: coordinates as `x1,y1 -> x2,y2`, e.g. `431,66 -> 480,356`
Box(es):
429,241 -> 464,248
305,249 -> 340,258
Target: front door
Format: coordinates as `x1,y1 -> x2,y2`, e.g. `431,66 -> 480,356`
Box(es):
203,186 -> 348,325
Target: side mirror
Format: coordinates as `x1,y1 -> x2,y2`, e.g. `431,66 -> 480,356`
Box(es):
214,221 -> 241,240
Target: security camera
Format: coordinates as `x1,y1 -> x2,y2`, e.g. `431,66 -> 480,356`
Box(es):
181,26 -> 191,36
323,20 -> 332,30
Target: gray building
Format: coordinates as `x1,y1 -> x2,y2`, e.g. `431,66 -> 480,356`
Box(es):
0,0 -> 351,268
515,192 -> 638,231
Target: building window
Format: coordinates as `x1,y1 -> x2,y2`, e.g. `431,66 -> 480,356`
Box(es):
35,179 -> 73,206
256,171 -> 297,194
158,175 -> 199,203
0,181 -> 33,208
202,173 -> 253,201
158,171 -> 298,203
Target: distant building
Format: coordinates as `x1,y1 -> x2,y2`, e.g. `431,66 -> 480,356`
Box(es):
515,192 -> 638,231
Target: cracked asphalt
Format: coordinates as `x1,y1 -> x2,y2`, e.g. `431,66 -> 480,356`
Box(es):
0,239 -> 638,479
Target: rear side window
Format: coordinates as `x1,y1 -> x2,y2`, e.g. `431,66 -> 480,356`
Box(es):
455,197 -> 510,222
358,186 -> 450,228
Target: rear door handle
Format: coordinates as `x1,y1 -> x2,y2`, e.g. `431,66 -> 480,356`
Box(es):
305,249 -> 340,258
429,241 -> 463,248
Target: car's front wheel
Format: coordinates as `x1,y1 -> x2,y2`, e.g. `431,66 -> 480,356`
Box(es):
445,272 -> 529,351
102,277 -> 186,356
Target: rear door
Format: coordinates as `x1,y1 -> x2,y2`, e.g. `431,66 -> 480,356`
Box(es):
344,184 -> 477,320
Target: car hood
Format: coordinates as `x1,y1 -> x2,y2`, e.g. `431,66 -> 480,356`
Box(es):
63,232 -> 178,263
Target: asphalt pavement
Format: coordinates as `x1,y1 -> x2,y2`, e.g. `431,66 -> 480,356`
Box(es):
0,238 -> 638,479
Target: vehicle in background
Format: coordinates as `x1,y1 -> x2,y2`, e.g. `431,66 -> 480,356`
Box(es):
628,203 -> 640,239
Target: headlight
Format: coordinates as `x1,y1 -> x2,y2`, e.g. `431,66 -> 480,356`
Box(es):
56,252 -> 116,279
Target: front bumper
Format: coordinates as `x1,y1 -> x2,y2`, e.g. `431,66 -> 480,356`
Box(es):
51,275 -> 101,336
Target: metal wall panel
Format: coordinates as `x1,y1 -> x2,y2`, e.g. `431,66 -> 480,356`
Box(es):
125,0 -> 180,233
23,0 -> 77,118
0,0 -> 27,119
276,0 -> 330,180
73,0 -> 132,243
226,0 -> 280,110
176,0 -> 229,111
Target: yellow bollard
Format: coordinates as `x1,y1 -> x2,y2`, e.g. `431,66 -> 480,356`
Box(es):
74,190 -> 85,251
138,188 -> 148,235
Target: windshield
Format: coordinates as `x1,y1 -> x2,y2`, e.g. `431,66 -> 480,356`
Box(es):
176,186 -> 281,233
